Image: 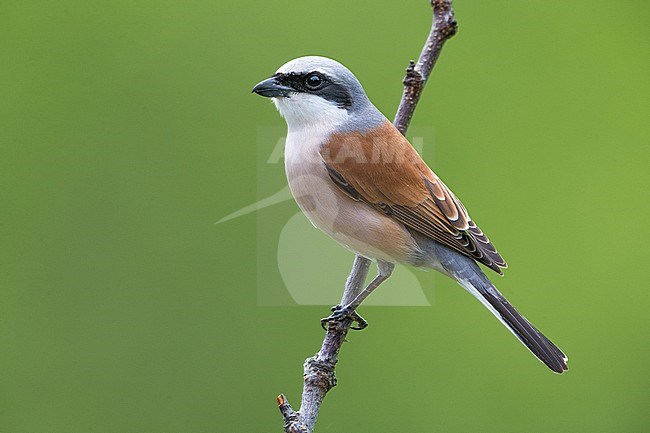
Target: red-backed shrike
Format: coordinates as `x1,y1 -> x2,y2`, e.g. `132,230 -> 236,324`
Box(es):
253,56 -> 568,373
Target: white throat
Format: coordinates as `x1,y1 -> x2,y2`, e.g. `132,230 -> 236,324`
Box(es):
277,93 -> 349,192
273,93 -> 349,133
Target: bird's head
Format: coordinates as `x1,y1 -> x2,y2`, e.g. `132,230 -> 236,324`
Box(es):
252,56 -> 374,130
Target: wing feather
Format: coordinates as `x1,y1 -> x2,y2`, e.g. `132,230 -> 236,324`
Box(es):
321,121 -> 507,274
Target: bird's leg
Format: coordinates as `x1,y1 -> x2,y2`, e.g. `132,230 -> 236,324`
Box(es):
321,260 -> 395,330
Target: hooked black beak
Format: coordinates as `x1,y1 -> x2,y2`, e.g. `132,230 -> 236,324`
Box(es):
252,77 -> 292,98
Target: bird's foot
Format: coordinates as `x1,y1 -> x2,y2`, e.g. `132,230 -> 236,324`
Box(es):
320,304 -> 368,331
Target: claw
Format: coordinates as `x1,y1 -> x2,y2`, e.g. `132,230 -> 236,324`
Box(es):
320,304 -> 368,331
350,313 -> 368,330
320,317 -> 329,331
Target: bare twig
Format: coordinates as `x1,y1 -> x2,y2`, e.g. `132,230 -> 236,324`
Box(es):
278,1 -> 457,431
281,256 -> 371,433
394,0 -> 458,135
277,394 -> 307,433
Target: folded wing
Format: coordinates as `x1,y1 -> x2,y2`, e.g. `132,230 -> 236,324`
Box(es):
320,121 -> 507,274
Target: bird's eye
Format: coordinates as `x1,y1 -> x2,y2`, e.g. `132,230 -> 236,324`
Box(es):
305,74 -> 323,89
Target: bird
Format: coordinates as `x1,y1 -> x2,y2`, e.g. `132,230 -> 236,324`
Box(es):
252,56 -> 568,374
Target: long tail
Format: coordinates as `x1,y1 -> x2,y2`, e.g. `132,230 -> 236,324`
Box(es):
412,233 -> 568,373
456,275 -> 568,374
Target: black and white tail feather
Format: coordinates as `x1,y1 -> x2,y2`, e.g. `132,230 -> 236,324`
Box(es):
456,274 -> 568,374
415,233 -> 569,374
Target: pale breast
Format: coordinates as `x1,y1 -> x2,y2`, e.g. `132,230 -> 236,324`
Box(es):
283,127 -> 418,263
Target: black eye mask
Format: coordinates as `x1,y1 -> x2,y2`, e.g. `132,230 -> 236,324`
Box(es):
274,72 -> 353,109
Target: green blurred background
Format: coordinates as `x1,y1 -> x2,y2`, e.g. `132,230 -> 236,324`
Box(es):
1,1 -> 649,432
